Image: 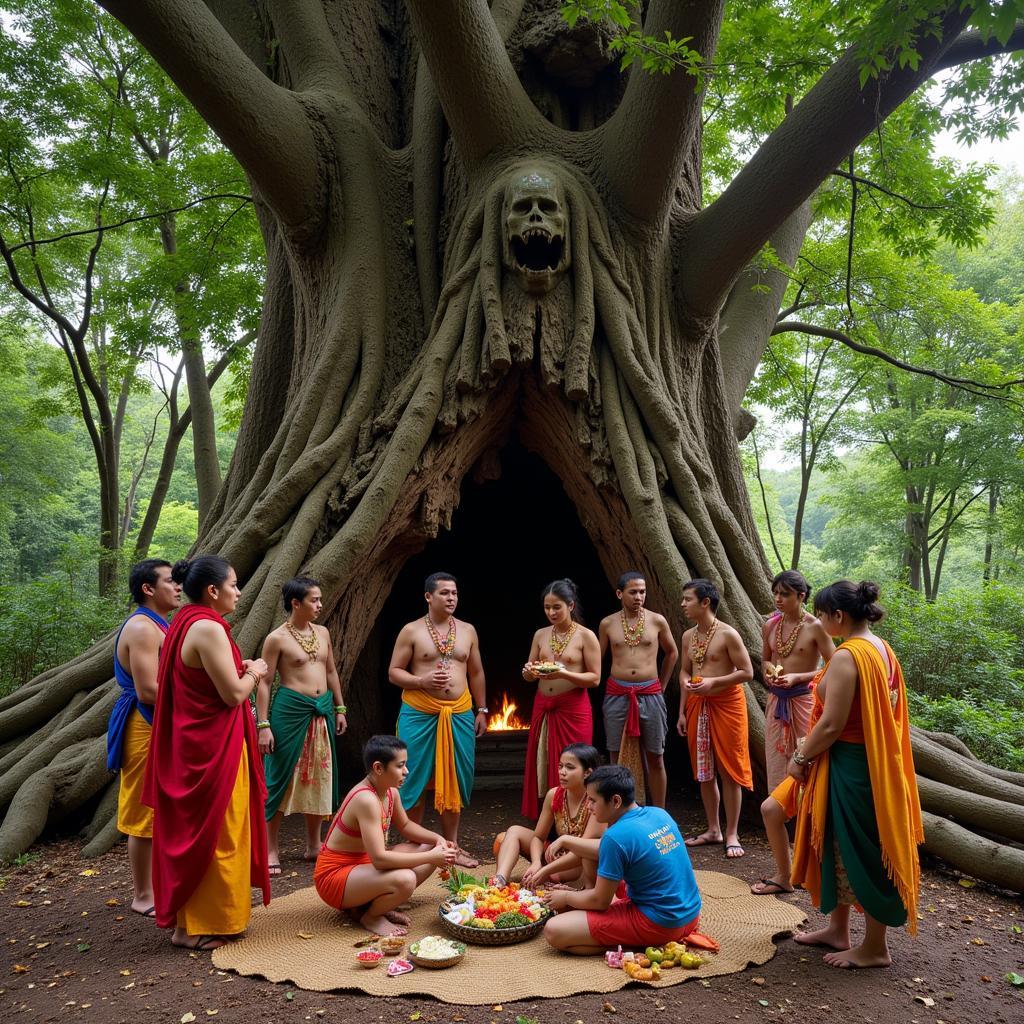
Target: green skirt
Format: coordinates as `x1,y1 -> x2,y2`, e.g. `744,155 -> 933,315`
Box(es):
821,741 -> 907,926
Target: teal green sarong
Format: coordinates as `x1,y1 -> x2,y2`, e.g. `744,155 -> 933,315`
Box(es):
396,703 -> 475,811
821,741 -> 907,926
264,688 -> 340,821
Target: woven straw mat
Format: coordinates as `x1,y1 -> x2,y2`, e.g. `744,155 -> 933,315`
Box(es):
212,868 -> 806,1003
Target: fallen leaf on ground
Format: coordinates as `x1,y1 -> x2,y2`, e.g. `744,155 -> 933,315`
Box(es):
120,970 -> 131,976
958,879 -> 976,888
106,899 -> 119,907
1006,973 -> 1024,986
12,965 -> 29,974
970,938 -> 987,946
492,1006 -> 503,1012
758,999 -> 769,1007
297,932 -> 314,940
13,900 -> 31,907
78,869 -> 98,877
752,977 -> 765,985
914,997 -> 935,1007
35,943 -> 49,950
75,943 -> 90,953
409,1014 -> 421,1021
602,1001 -> 617,1014
206,1012 -> 218,1016
181,1014 -> 197,1024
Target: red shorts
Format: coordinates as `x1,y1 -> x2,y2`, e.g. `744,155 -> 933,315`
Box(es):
587,898 -> 699,948
314,848 -> 371,909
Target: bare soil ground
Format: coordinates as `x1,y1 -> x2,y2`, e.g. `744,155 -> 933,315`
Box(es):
1,789 -> 1021,1024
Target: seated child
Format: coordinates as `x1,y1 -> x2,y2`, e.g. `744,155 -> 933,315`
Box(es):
492,743 -> 602,889
543,765 -> 702,954
314,734 -> 455,936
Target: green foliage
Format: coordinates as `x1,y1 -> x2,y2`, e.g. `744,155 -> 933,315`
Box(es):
143,500 -> 198,561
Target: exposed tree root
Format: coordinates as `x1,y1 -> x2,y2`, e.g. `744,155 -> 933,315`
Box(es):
922,811 -> 1024,894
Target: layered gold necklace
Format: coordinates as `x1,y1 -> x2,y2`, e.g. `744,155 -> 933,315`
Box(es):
690,618 -> 718,671
286,621 -> 320,662
425,616 -> 456,660
775,608 -> 806,659
620,607 -> 645,648
549,620 -> 577,657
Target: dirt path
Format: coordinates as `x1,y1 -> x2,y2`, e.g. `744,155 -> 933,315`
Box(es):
1,790 -> 1021,1023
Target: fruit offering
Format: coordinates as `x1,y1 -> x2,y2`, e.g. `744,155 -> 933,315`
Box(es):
355,949 -> 383,968
623,960 -> 661,982
531,661 -> 565,675
386,957 -> 414,977
444,881 -> 549,929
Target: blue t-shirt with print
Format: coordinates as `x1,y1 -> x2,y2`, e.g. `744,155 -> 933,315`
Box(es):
596,805 -> 701,928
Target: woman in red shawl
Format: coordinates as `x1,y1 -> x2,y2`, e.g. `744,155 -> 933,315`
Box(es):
144,555 -> 271,951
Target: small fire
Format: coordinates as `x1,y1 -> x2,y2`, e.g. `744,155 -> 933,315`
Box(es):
486,692 -> 530,731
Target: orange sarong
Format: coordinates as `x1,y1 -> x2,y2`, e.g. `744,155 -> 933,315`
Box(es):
684,685 -> 753,789
314,848 -> 372,909
788,638 -> 923,934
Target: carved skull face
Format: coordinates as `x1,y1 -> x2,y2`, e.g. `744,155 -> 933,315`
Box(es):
503,170 -> 569,295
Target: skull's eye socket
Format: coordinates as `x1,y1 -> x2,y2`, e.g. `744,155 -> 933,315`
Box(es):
538,198 -> 558,214
512,199 -> 534,214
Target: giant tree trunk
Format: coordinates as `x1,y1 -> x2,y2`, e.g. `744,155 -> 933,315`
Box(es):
1,0 -> 1021,890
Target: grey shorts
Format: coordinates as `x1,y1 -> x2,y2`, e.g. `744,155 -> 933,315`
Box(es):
603,682 -> 668,756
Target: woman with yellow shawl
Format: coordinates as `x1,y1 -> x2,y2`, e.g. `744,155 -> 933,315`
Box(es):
780,580 -> 923,969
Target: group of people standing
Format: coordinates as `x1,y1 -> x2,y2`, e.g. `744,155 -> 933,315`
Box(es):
105,555 -> 922,970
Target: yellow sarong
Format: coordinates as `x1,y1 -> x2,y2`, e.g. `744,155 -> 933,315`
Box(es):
176,750 -> 252,937
117,709 -> 154,838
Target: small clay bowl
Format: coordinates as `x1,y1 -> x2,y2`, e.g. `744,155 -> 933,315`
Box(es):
356,950 -> 383,969
379,936 -> 406,955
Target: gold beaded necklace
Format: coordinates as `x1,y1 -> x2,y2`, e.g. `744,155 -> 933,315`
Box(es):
286,621 -> 320,662
690,617 -> 718,671
558,790 -> 590,837
774,608 -> 806,659
425,616 -> 456,660
620,607 -> 645,648
549,620 -> 577,657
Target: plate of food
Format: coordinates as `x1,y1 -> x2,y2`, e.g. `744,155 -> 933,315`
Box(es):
408,935 -> 466,969
532,661 -> 565,675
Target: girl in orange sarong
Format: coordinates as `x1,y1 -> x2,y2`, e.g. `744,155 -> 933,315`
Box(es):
144,555 -> 271,952
314,734 -> 456,937
493,743 -> 602,888
779,580 -> 923,970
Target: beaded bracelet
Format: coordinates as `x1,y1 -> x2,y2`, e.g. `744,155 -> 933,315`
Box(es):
256,720 -> 271,730
335,705 -> 347,714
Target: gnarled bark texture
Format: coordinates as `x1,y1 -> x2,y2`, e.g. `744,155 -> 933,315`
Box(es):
1,1 -> 1022,891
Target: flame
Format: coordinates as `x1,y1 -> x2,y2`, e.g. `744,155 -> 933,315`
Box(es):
486,692 -> 530,731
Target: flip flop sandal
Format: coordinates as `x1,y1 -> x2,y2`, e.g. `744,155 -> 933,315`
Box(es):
268,863 -> 282,876
751,878 -> 794,895
132,905 -> 157,918
724,844 -> 746,858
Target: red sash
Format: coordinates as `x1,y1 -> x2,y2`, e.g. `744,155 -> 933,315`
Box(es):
605,678 -> 662,737
143,604 -> 270,928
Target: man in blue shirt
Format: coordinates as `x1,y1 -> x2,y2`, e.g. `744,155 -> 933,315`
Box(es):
543,765 -> 702,953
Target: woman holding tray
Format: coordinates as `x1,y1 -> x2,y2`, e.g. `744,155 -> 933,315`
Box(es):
520,580 -> 600,819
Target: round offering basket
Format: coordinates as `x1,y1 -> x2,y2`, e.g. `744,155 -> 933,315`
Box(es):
439,902 -> 551,946
408,941 -> 466,969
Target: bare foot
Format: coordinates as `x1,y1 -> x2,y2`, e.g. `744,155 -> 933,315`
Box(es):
794,925 -> 851,951
385,909 -> 412,926
684,831 -> 723,848
725,843 -> 745,859
823,945 -> 891,969
360,913 -> 408,937
453,848 -> 480,869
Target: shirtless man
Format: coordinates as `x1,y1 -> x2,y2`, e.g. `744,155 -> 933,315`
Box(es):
676,579 -> 755,859
599,571 -> 678,807
388,572 -> 487,868
257,577 -> 347,874
750,569 -> 834,895
106,558 -> 182,917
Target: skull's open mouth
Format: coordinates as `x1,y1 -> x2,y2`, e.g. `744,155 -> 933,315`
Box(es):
511,227 -> 565,276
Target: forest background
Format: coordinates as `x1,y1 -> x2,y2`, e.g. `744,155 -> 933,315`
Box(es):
0,1 -> 1022,776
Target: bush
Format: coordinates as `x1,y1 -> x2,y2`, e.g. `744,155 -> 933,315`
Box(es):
877,581 -> 1024,770
0,573 -> 121,697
